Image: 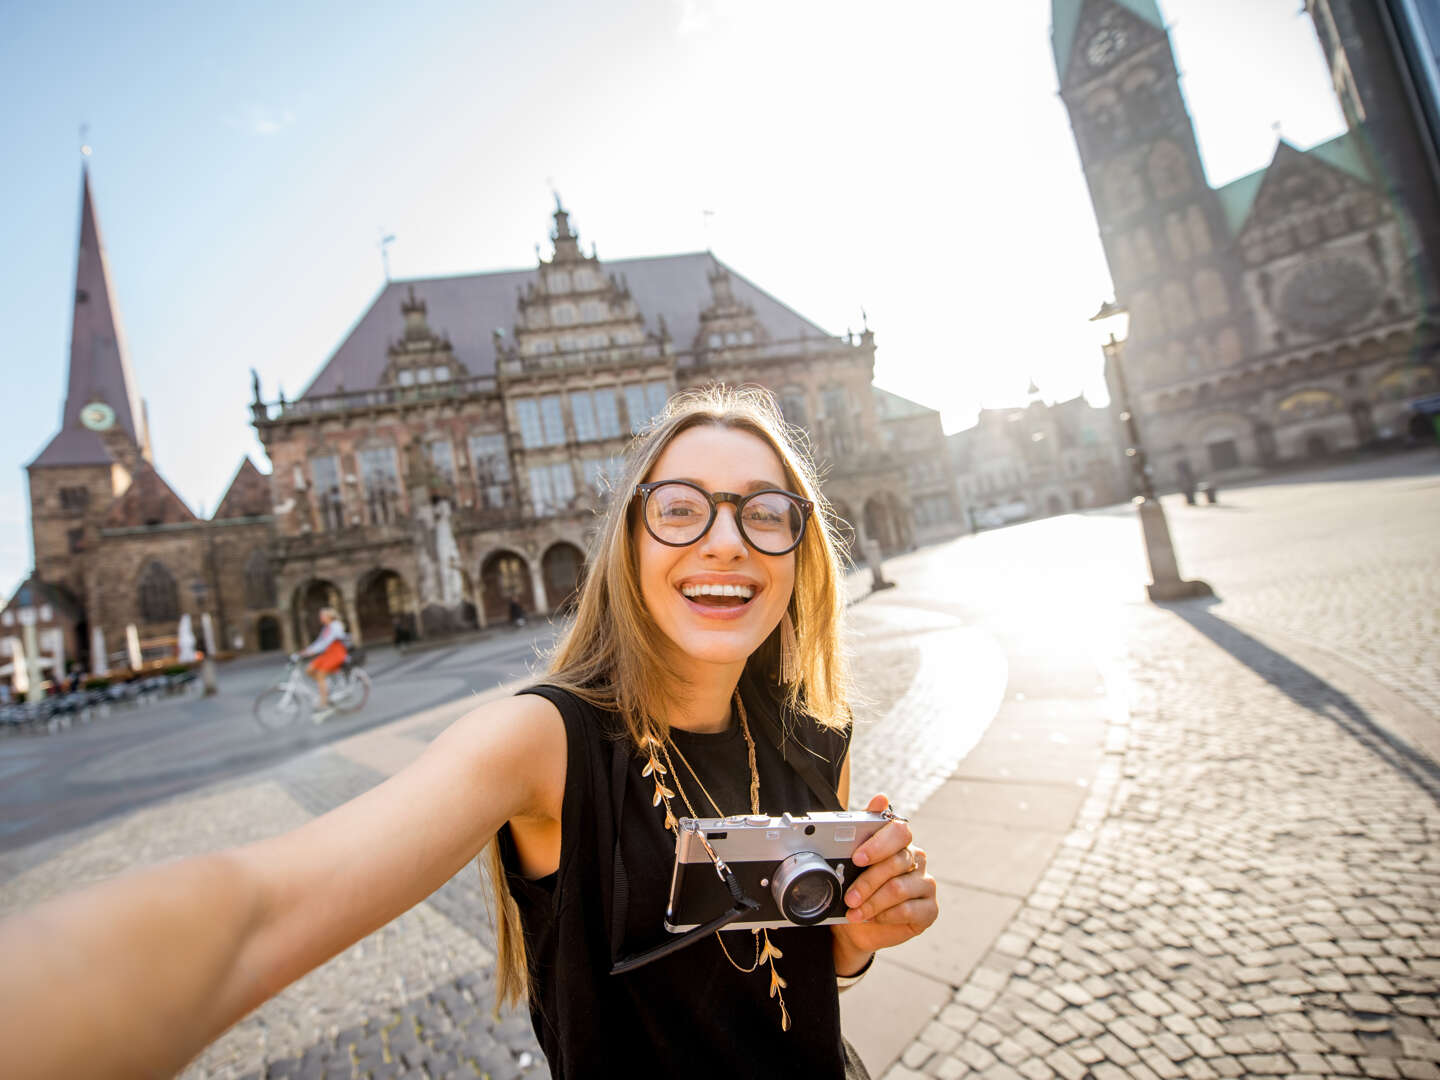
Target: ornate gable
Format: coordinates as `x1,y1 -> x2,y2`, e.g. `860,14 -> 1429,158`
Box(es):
377,286 -> 468,389
692,261 -> 767,358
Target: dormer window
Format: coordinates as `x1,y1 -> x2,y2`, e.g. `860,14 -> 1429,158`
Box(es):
725,331 -> 739,345
399,370 -> 415,387
708,333 -> 723,348
417,368 -> 433,384
434,366 -> 450,382
573,269 -> 594,290
554,303 -> 577,326
550,271 -> 571,293
741,330 -> 754,345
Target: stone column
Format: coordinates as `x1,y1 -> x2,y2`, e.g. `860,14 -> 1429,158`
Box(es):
529,559 -> 548,616
91,625 -> 107,676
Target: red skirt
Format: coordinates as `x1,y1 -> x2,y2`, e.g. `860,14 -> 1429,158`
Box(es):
309,640 -> 347,674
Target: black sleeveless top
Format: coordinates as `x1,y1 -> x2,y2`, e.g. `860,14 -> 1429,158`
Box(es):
498,678 -> 868,1079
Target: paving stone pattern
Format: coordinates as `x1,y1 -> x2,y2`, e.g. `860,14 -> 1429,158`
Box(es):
885,599 -> 1440,1080
1161,456 -> 1440,721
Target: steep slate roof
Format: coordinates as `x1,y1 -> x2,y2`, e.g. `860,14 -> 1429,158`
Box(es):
32,167 -> 148,468
1214,131 -> 1374,234
103,465 -> 197,528
212,457 -> 273,519
1052,0 -> 1165,82
27,425 -> 114,469
872,386 -> 938,421
303,252 -> 832,398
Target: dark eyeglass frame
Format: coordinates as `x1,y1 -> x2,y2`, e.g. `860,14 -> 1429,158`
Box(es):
634,480 -> 814,556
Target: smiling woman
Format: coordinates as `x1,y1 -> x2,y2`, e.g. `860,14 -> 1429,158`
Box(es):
0,386 -> 937,1080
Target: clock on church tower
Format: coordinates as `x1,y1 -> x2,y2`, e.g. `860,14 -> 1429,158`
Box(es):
80,401 -> 116,432
1086,25 -> 1129,66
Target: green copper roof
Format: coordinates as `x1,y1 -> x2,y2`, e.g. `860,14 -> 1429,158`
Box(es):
1053,0 -> 1165,82
1215,168 -> 1267,234
1214,131 -> 1373,235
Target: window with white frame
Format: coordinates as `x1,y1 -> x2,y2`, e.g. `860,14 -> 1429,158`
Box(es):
550,271 -> 571,293
553,303 -> 577,326
625,384 -> 649,434
582,454 -> 626,496
468,433 -> 511,509
311,455 -> 344,531
515,399 -> 545,449
427,439 -> 455,485
529,462 -> 576,516
359,447 -> 402,525
540,394 -> 566,445
593,388 -> 621,438
581,300 -> 606,322
570,391 -> 598,442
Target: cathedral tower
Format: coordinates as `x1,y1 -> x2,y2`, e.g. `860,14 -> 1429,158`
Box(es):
1054,0 -> 1249,420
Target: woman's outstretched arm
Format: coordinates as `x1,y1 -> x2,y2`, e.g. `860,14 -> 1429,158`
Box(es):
0,693 -> 566,1080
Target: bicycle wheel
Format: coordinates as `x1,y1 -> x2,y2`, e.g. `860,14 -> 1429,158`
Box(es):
254,687 -> 308,730
331,668 -> 371,714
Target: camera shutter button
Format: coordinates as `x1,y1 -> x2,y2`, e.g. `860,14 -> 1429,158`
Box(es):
746,814 -> 771,826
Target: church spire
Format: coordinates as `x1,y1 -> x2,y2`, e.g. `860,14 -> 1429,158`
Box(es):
32,165 -> 150,466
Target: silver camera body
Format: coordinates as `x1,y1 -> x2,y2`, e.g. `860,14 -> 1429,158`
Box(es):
665,810 -> 889,932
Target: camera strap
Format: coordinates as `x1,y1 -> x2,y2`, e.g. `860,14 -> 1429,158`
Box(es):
610,816 -> 760,975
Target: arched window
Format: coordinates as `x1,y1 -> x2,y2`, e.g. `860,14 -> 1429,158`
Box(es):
1194,271 -> 1229,319
137,561 -> 179,624
1162,281 -> 1196,329
1166,213 -> 1191,262
244,550 -> 277,610
1147,142 -> 1191,200
1104,162 -> 1144,218
1186,206 -> 1211,255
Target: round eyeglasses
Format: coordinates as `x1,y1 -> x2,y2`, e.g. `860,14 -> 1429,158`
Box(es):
635,480 -> 814,556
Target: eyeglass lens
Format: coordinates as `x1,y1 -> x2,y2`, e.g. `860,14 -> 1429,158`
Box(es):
645,483 -> 805,554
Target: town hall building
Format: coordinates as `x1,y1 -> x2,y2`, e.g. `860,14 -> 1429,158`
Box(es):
5,175 -> 961,678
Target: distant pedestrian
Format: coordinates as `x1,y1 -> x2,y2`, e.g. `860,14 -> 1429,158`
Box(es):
508,596 -> 526,627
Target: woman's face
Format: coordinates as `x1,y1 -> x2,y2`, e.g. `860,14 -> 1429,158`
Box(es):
636,424 -> 797,678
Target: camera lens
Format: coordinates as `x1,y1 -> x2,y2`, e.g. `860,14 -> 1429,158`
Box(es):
771,852 -> 839,925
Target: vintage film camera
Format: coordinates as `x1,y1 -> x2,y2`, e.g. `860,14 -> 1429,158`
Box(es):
665,810 -> 892,932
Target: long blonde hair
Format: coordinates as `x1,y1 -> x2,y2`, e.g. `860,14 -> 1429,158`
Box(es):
484,383 -> 852,1007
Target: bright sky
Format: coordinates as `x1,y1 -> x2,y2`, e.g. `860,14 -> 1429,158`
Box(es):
0,0 -> 1345,596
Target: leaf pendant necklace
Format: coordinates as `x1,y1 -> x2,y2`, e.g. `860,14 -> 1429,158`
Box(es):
644,691 -> 792,1032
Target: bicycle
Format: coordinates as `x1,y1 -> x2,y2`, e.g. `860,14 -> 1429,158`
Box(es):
252,652 -> 371,731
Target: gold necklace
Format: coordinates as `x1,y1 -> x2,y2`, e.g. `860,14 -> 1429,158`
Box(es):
643,692 -> 792,1032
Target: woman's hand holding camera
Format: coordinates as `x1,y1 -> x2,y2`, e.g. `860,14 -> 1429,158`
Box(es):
831,793 -> 939,975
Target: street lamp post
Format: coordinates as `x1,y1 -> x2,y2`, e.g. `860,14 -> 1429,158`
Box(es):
1091,300 -> 1213,602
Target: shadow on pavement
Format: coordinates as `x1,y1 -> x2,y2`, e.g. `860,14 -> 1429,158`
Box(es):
1165,599 -> 1440,806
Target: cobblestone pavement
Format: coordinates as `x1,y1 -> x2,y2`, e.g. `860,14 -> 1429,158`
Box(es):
3,453 -> 1437,1078
885,586 -> 1440,1078
1138,451 -> 1440,722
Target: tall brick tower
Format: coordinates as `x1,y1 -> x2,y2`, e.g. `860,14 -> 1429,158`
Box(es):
27,166 -> 152,601
1053,0 -> 1251,461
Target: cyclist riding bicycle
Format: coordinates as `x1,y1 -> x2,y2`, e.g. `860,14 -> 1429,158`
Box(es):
292,607 -> 348,722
